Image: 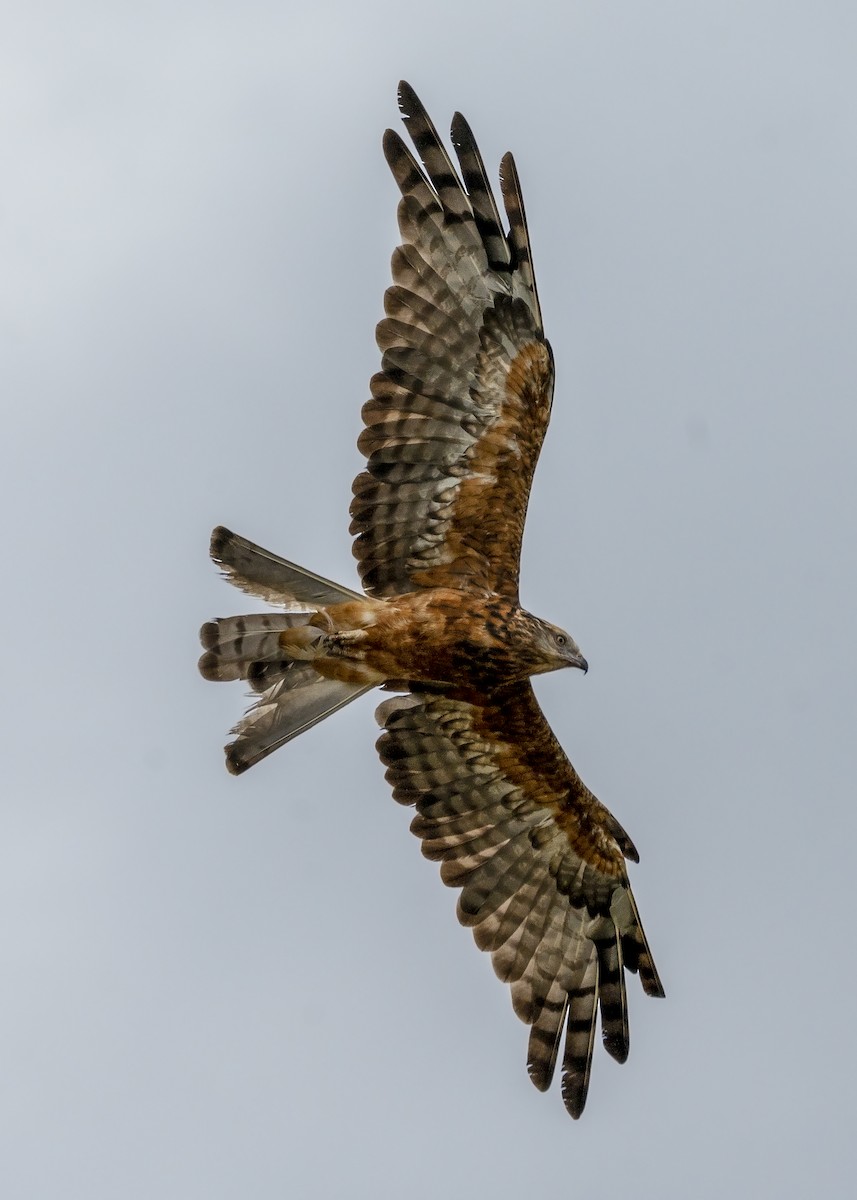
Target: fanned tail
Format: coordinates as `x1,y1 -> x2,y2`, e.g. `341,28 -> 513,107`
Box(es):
201,531 -> 374,772
199,613 -> 323,683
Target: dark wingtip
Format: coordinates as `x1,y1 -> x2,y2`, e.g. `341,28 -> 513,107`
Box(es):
602,1032 -> 630,1064
607,813 -> 639,863
561,1079 -> 587,1119
397,79 -> 418,115
526,1061 -> 553,1094
382,126 -> 405,164
449,110 -> 469,146
644,976 -> 667,1000
499,150 -> 515,185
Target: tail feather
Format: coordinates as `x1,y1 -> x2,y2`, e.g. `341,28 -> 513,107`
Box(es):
202,532 -> 375,771
199,613 -> 320,682
210,526 -> 363,608
226,674 -> 374,774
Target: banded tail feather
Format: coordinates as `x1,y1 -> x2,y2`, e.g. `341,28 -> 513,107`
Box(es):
199,613 -> 324,683
201,528 -> 373,774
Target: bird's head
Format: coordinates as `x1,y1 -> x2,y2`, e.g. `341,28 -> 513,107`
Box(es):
533,617 -> 588,675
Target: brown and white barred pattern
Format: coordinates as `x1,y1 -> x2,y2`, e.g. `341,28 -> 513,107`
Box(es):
350,82 -> 554,601
376,682 -> 663,1119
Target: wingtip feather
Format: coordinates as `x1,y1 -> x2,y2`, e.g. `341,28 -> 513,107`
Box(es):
382,127 -> 401,159
561,1081 -> 588,1120
602,1031 -> 630,1064
397,79 -> 418,116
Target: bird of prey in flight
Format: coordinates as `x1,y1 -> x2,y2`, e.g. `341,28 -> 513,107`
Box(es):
200,81 -> 664,1118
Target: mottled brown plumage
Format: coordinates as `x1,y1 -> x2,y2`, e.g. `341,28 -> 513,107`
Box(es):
200,82 -> 664,1118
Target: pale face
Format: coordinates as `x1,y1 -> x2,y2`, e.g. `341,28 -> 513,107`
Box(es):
534,617 -> 588,674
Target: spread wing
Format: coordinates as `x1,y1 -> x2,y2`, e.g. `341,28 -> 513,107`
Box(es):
376,682 -> 664,1119
351,81 -> 554,601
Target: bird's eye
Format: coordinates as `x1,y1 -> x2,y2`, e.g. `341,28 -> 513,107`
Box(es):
555,633 -> 566,646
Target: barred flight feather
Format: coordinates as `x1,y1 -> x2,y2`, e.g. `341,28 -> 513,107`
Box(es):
450,111 -> 512,271
559,962 -> 599,1117
375,683 -> 663,1118
527,979 -> 570,1091
351,82 -> 550,600
503,873 -> 563,982
595,930 -> 630,1063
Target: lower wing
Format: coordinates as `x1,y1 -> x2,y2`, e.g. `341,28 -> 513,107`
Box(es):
375,680 -> 663,1118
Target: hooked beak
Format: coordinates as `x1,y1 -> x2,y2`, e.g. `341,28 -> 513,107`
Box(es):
566,648 -> 588,674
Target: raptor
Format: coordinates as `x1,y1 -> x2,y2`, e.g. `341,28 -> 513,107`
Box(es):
200,81 -> 664,1118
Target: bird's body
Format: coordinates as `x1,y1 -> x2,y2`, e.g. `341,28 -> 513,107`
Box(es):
286,590 -> 582,689
200,82 -> 664,1118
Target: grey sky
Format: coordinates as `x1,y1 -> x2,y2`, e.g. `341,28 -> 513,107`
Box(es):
3,1 -> 856,1196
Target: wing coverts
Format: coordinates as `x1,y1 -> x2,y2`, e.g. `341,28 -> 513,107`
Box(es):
376,684 -> 663,1118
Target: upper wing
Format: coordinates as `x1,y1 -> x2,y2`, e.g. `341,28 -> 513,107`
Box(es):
375,681 -> 664,1119
351,82 -> 554,601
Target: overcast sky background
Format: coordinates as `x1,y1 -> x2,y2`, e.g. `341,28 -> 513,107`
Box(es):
3,2 -> 856,1196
